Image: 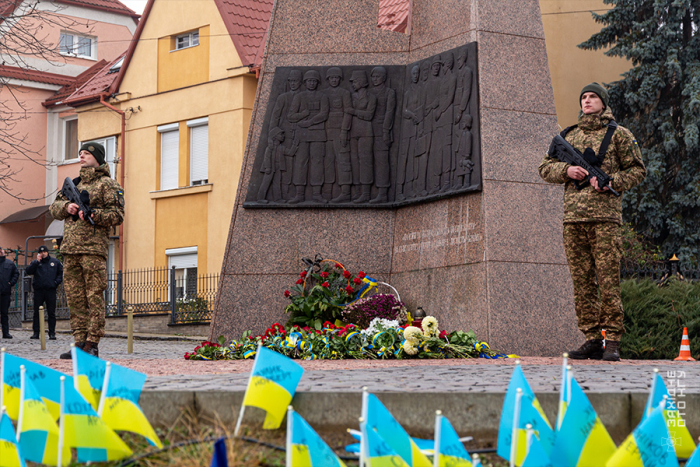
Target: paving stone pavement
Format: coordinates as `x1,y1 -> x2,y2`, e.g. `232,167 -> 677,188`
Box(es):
143,363 -> 699,394
3,330 -> 697,395
0,329 -> 197,360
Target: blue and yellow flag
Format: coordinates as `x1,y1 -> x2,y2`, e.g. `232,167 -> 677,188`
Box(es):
434,412 -> 472,467
2,352 -> 70,421
60,377 -> 132,462
607,405 -> 679,467
521,434 -> 554,467
363,393 -> 432,467
100,362 -> 163,448
0,408 -> 25,467
641,371 -> 695,458
497,364 -> 554,464
551,377 -> 616,467
241,346 -> 304,429
18,372 -> 70,466
686,444 -> 700,467
287,409 -> 346,467
71,345 -> 106,409
361,420 -> 410,467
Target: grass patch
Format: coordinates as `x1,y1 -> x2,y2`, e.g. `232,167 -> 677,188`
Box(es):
621,279 -> 700,359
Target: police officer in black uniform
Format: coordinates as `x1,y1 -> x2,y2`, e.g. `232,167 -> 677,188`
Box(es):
26,245 -> 63,340
0,247 -> 19,339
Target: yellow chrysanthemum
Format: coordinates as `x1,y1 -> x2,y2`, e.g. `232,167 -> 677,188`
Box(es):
404,326 -> 422,343
403,340 -> 418,355
422,316 -> 438,337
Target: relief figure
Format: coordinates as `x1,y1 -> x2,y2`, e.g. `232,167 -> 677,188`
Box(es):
397,65 -> 421,200
454,114 -> 474,188
345,70 -> 377,203
267,69 -> 302,200
369,66 -> 396,204
323,67 -> 354,203
257,127 -> 298,203
434,52 -> 456,192
425,55 -> 443,194
288,70 -> 329,204
413,59 -> 432,196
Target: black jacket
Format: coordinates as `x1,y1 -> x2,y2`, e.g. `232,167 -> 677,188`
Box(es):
25,255 -> 63,290
0,257 -> 19,295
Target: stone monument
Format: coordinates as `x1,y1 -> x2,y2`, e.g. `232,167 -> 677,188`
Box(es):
211,0 -> 580,356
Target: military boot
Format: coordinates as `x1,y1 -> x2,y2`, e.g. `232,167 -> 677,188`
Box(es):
568,339 -> 604,360
331,185 -> 351,203
83,341 -> 99,357
353,185 -> 371,203
311,186 -> 327,204
287,186 -> 305,204
602,341 -> 620,362
59,341 -> 84,360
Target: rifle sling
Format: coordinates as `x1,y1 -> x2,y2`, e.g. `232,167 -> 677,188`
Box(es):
560,120 -> 618,164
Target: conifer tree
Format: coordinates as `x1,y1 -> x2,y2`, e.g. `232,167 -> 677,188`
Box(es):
579,0 -> 700,261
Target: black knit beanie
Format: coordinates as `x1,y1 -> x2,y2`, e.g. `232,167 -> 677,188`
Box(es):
80,141 -> 106,166
579,82 -> 609,109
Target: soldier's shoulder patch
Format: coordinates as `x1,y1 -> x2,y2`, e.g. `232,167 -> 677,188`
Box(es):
50,262 -> 55,267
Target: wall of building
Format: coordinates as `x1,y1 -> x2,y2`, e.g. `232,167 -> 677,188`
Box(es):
101,0 -> 256,275
539,0 -> 631,127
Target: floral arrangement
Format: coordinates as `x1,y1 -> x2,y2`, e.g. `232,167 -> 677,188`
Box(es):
340,294 -> 407,329
184,317 -> 511,361
284,258 -> 368,329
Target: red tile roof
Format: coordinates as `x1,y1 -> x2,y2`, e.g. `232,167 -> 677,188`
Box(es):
55,0 -> 139,19
109,0 -> 272,95
378,0 -> 409,33
214,0 -> 274,68
0,65 -> 75,86
0,0 -> 139,21
63,54 -> 124,106
43,59 -> 108,107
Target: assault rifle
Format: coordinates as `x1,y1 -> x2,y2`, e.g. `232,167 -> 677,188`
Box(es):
61,177 -> 95,224
547,135 -> 620,197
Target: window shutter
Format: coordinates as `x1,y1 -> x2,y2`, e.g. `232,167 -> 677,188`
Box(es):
190,124 -> 208,185
160,130 -> 179,190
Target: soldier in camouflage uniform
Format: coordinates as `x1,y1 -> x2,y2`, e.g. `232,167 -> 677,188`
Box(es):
50,142 -> 124,358
539,83 -> 646,361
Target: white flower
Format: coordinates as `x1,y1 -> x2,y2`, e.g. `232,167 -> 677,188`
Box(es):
404,326 -> 423,343
402,340 -> 418,355
422,316 -> 438,337
360,318 -> 400,336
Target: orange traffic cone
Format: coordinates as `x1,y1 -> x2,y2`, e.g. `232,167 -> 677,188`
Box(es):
674,327 -> 696,361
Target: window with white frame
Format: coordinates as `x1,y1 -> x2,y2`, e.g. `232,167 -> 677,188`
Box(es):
90,136 -> 117,178
187,117 -> 208,185
158,123 -> 179,190
62,117 -> 78,161
166,247 -> 198,301
59,32 -> 96,59
175,31 -> 199,50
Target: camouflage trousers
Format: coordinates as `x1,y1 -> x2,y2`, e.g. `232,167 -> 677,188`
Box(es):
63,254 -> 107,345
563,222 -> 624,342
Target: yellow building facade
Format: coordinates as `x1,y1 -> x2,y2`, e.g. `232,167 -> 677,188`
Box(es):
540,0 -> 631,127
72,0 -> 270,277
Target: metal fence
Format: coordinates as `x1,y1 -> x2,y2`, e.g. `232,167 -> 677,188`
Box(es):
9,266 -> 218,328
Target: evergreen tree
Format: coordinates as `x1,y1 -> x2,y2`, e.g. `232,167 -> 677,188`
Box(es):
579,0 -> 700,262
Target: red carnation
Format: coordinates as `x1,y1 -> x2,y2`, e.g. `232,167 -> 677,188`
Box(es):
322,281 -> 330,287
284,290 -> 291,298
439,330 -> 448,339
320,271 -> 329,279
184,352 -> 190,360
345,285 -> 354,293
335,263 -> 343,269
343,270 -> 352,279
296,278 -> 303,284
353,277 -> 362,284
358,271 -> 366,279
300,271 -> 307,277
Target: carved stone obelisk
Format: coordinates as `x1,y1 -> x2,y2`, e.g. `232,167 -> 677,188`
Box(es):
211,0 -> 580,356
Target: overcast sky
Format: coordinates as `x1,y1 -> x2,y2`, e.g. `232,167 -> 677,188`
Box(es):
122,0 -> 147,14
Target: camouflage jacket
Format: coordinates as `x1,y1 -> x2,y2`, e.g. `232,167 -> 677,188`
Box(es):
50,164 -> 124,258
538,107 -> 646,224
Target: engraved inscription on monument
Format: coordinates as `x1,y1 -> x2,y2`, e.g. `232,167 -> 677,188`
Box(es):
244,43 -> 481,208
